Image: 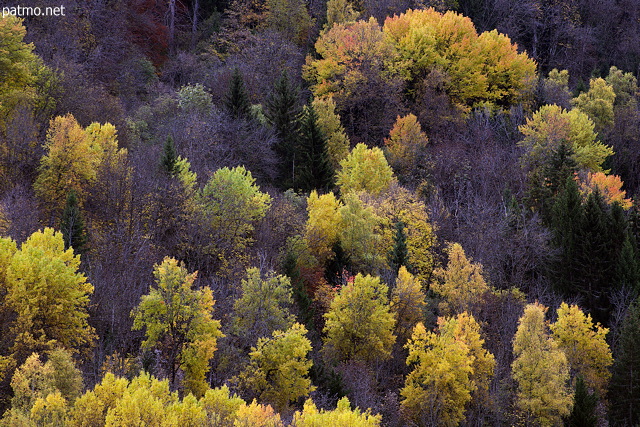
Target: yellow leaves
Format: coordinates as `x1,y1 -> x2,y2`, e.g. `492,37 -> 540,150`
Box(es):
293,397 -> 381,426
391,266 -> 426,339
550,303 -> 613,396
384,114 -> 428,176
234,400 -> 284,427
579,172 -> 632,209
312,96 -> 350,171
512,302 -> 573,426
304,190 -> 342,266
572,78 -> 616,133
518,104 -> 614,173
337,143 -> 395,195
238,323 -> 314,412
431,242 -> 488,315
401,314 -> 492,427
323,273 -> 396,362
382,8 -> 536,108
34,114 -> 128,219
5,228 -> 94,355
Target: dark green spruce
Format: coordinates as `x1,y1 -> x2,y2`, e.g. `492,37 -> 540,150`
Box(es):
225,67 -> 251,119
265,71 -> 301,188
295,104 -> 334,192
60,190 -> 87,255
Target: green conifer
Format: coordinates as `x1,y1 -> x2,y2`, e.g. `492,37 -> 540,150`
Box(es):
225,68 -> 251,119
60,190 -> 87,255
295,104 -> 334,192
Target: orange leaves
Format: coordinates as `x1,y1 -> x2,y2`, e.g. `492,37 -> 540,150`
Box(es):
580,172 -> 633,209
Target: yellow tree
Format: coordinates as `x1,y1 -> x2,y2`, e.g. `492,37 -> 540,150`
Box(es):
572,78 -> 616,133
382,8 -> 536,109
132,257 -> 223,397
363,184 -> 436,282
323,274 -> 395,362
338,192 -> 384,272
391,266 -> 426,340
430,243 -> 489,315
401,318 -> 475,427
312,96 -> 350,171
232,268 -> 294,350
512,303 -> 573,426
384,114 -> 428,177
0,16 -> 40,122
549,302 -> 613,396
34,115 -> 99,219
304,190 -> 342,266
199,166 -> 271,274
337,143 -> 395,195
293,397 -> 381,426
237,323 -> 314,412
4,228 -> 94,361
518,104 -> 614,173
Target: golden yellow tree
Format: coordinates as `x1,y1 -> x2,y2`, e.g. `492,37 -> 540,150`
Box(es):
391,266 -> 426,340
512,303 -> 573,426
430,243 -> 489,315
337,144 -> 395,195
323,274 -> 395,362
550,302 -> 613,396
237,323 -> 314,412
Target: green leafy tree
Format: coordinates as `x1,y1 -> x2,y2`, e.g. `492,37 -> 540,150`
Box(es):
295,104 -> 334,192
177,83 -> 212,114
323,273 -> 395,362
512,303 -> 572,426
199,166 -> 271,274
571,78 -> 616,134
232,268 -> 294,350
60,190 -> 87,255
225,68 -> 251,119
337,144 -> 395,195
324,0 -> 359,30
238,323 -> 313,412
338,192 -> 384,272
132,257 -> 223,397
518,104 -> 613,174
264,0 -> 313,45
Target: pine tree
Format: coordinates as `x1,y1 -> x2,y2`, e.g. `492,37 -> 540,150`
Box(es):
610,298 -> 640,425
265,71 -> 301,188
225,68 -> 251,119
160,136 -> 179,176
566,376 -> 597,427
550,176 -> 583,296
388,221 -> 409,275
295,104 -> 334,192
60,190 -> 87,255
